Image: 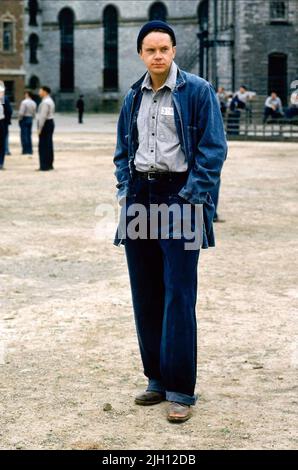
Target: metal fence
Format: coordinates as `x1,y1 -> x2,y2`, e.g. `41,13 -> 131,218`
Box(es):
223,109 -> 298,141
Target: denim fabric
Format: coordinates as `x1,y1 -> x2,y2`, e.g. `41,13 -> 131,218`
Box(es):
0,119 -> 5,166
124,175 -> 201,406
20,116 -> 33,154
38,119 -> 54,170
113,64 -> 228,249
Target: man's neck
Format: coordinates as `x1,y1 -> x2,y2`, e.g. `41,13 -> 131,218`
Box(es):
149,63 -> 172,92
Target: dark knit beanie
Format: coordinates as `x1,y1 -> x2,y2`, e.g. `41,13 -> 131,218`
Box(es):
137,20 -> 176,53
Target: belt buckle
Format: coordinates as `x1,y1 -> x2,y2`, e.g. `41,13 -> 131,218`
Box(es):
147,172 -> 157,180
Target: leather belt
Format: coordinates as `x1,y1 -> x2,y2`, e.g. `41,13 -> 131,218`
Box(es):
135,170 -> 188,181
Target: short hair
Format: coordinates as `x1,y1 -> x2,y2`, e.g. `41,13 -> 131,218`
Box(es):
41,86 -> 51,94
25,90 -> 33,98
240,85 -> 247,90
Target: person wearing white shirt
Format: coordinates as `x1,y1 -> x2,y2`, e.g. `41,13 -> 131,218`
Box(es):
263,91 -> 284,124
18,91 -> 37,156
230,85 -> 254,111
37,86 -> 55,171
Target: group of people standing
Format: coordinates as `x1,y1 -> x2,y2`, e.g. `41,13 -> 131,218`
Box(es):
0,81 -> 55,171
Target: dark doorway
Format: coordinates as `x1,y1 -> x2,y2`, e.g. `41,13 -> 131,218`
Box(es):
103,5 -> 118,91
268,53 -> 287,105
59,8 -> 75,92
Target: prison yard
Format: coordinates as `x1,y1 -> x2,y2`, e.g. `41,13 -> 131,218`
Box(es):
0,114 -> 297,450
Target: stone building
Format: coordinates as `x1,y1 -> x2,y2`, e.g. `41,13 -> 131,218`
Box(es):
21,0 -> 298,111
0,0 -> 25,107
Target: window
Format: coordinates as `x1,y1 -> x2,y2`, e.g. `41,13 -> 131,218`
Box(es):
270,1 -> 288,22
28,0 -> 38,27
3,21 -> 14,52
59,8 -> 75,92
198,0 -> 209,31
149,2 -> 168,22
29,33 -> 39,63
103,5 -> 118,91
4,81 -> 15,103
28,75 -> 40,90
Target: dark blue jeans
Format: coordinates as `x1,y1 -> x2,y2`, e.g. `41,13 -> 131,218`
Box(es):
123,173 -> 200,406
20,117 -> 33,154
38,119 -> 54,170
0,119 -> 5,166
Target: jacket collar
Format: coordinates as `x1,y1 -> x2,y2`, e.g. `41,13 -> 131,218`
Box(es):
131,62 -> 186,92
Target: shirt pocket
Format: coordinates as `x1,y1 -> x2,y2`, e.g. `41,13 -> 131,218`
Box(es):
157,114 -> 177,142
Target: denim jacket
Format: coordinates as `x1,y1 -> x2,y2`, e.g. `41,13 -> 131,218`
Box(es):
113,65 -> 228,248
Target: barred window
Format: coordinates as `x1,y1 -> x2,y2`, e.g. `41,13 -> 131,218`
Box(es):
3,21 -> 14,52
270,1 -> 288,21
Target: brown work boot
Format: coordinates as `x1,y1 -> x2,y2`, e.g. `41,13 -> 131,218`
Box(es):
135,390 -> 165,406
167,402 -> 192,423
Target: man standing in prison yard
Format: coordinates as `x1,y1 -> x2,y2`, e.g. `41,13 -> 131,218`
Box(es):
113,21 -> 227,423
18,90 -> 37,157
76,95 -> 85,124
37,86 -> 55,171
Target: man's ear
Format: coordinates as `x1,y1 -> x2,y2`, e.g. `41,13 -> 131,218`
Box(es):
172,46 -> 176,58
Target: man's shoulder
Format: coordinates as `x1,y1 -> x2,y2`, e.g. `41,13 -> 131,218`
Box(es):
178,68 -> 213,95
180,69 -> 209,86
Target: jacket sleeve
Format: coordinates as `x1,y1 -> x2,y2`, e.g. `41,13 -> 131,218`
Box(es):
113,91 -> 132,203
178,82 -> 228,205
4,97 -> 13,124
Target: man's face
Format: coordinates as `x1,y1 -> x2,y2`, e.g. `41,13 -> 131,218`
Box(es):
271,92 -> 277,99
239,87 -> 246,93
139,32 -> 176,76
39,88 -> 45,98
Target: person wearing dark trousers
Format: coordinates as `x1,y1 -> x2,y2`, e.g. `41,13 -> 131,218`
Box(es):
0,81 -> 5,169
18,91 -> 37,156
113,21 -> 227,423
4,95 -> 13,156
0,81 -> 12,169
37,86 -> 55,171
76,95 -> 84,123
263,91 -> 284,124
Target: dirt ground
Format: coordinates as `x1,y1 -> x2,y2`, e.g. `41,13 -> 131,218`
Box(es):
0,114 -> 297,450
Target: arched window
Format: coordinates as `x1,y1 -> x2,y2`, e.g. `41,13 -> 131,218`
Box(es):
198,0 -> 209,31
59,8 -> 74,92
268,52 -> 287,105
29,33 -> 39,63
28,0 -> 38,27
149,2 -> 168,21
197,0 -> 209,79
103,5 -> 118,91
28,75 -> 40,90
